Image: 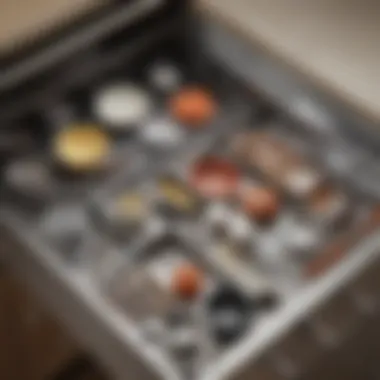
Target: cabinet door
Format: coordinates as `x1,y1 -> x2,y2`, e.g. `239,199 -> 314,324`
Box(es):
12,277 -> 80,380
0,266 -> 80,380
0,267 -> 28,380
303,261 -> 380,380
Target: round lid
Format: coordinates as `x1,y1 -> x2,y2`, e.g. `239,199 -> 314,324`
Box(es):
53,124 -> 111,171
170,87 -> 217,126
148,62 -> 182,92
240,185 -> 280,223
208,285 -> 252,345
190,156 -> 240,199
5,158 -> 52,193
171,263 -> 204,300
140,118 -> 184,147
112,192 -> 148,222
93,83 -> 152,129
158,177 -> 198,214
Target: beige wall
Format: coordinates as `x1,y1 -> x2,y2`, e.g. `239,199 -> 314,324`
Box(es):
0,0 -> 107,51
199,0 -> 380,123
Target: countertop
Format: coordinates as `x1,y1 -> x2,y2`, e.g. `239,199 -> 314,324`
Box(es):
198,0 -> 380,124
